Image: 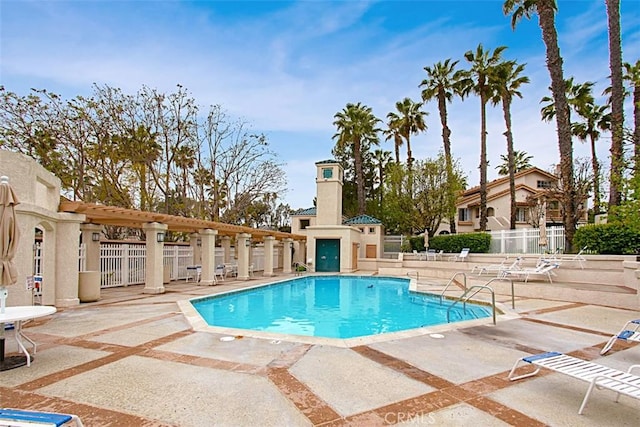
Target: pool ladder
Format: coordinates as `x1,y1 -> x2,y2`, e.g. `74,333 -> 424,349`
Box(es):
293,262 -> 310,276
443,277 -> 515,326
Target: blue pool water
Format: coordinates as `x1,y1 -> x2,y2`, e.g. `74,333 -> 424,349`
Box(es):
191,275 -> 492,339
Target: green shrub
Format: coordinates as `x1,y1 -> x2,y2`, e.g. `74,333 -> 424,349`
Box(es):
428,233 -> 491,253
574,223 -> 640,255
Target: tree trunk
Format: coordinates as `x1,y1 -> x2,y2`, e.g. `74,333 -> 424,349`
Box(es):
479,92 -> 488,232
438,91 -> 457,234
606,0 -> 624,208
634,87 -> 640,185
538,0 -> 575,251
589,132 -> 601,214
354,137 -> 366,215
502,95 -> 517,229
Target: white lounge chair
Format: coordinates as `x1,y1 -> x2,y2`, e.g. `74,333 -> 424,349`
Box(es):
601,319 -> 640,355
0,408 -> 84,426
560,246 -> 588,269
448,248 -> 470,262
472,257 -> 520,276
500,260 -> 559,283
508,351 -> 640,414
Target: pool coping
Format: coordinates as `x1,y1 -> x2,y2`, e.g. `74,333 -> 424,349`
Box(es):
177,274 -> 521,348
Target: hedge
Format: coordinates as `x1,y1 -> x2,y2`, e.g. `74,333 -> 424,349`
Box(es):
574,223 -> 640,255
427,233 -> 491,254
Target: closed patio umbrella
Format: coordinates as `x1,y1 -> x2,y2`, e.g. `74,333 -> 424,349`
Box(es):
538,214 -> 548,248
0,175 -> 20,312
0,175 -> 22,370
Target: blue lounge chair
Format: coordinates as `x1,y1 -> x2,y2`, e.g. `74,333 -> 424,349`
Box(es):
508,352 -> 640,414
0,408 -> 83,426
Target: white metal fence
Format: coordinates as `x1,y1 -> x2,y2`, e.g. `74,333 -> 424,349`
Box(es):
488,226 -> 565,254
383,226 -> 567,256
76,243 -> 280,288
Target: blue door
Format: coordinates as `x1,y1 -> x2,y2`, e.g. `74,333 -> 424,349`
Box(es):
316,239 -> 340,272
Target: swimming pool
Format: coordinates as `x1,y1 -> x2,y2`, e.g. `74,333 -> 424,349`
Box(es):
190,275 -> 492,339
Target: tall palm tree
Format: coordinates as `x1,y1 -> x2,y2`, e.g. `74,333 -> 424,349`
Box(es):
496,150 -> 533,175
372,149 -> 392,209
504,0 -> 576,250
387,97 -> 428,173
622,60 -> 640,189
383,117 -> 403,164
572,101 -> 610,214
333,102 -> 381,215
491,60 -> 529,229
606,0 -> 624,209
420,58 -> 463,233
459,43 -> 506,231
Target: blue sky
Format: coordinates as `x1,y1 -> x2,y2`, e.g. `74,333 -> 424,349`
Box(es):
2,0 -> 639,210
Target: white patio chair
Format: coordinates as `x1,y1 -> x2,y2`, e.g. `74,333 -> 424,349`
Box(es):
448,248 -> 470,262
601,319 -> 640,355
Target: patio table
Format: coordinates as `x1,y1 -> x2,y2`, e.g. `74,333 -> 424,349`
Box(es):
0,305 -> 56,371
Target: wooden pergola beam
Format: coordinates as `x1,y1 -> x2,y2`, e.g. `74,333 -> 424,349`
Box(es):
59,200 -> 306,242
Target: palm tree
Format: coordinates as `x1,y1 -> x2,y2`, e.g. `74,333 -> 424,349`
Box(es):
541,78 -> 604,213
459,43 -> 506,231
372,149 -> 392,209
606,0 -> 624,209
420,58 -> 463,233
622,60 -> 640,189
333,102 -> 381,215
491,60 -> 529,229
504,0 -> 577,250
387,97 -> 428,173
496,150 -> 533,175
383,117 -> 403,164
572,102 -> 610,214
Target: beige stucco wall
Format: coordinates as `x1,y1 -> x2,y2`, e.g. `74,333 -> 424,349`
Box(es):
315,162 -> 343,226
1,150 -> 85,307
304,225 -> 362,272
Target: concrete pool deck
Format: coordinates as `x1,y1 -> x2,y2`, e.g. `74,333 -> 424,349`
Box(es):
1,274 -> 639,426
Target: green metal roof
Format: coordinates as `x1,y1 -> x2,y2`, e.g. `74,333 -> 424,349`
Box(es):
343,214 -> 382,225
315,159 -> 338,165
291,207 -> 317,216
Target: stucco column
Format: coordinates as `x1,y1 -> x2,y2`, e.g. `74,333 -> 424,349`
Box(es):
221,236 -> 231,264
236,233 -> 251,280
189,232 -> 202,266
263,236 -> 275,277
198,229 -> 218,286
55,214 -> 84,307
298,240 -> 307,264
142,222 -> 167,294
282,238 -> 293,274
80,223 -> 102,272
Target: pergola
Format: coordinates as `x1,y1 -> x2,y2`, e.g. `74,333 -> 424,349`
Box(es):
58,200 -> 306,241
58,200 -> 305,293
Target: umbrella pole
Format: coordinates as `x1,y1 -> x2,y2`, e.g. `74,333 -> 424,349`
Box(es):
1,285 -> 6,313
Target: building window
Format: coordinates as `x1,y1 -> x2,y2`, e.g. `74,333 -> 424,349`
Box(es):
487,207 -> 495,217
458,208 -> 470,222
369,227 -> 375,233
359,227 -> 364,233
300,219 -> 310,230
548,200 -> 559,210
516,208 -> 527,222
537,180 -> 552,188
322,168 -> 333,179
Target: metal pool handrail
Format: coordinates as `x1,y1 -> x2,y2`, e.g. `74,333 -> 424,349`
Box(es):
446,285 -> 496,325
483,277 -> 515,309
439,272 -> 467,304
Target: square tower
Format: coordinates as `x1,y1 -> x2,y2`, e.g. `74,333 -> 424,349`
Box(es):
315,160 -> 343,226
